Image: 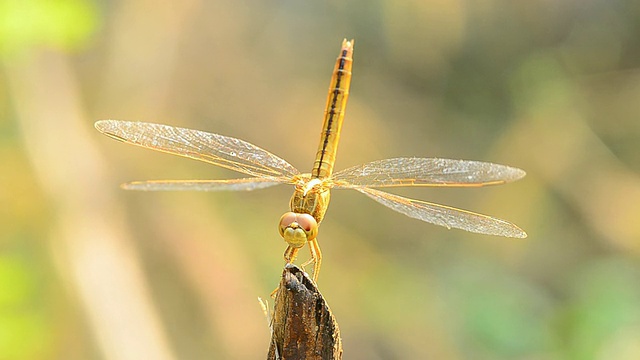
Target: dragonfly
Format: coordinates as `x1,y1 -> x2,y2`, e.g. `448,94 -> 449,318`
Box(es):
95,39 -> 527,283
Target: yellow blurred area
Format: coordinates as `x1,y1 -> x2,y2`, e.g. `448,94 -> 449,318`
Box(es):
2,0 -> 640,359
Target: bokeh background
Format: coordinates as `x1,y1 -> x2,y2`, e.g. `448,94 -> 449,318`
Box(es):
2,0 -> 640,359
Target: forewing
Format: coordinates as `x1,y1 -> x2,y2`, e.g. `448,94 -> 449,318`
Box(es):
355,187 -> 527,238
95,120 -> 300,179
332,158 -> 525,188
122,178 -> 283,191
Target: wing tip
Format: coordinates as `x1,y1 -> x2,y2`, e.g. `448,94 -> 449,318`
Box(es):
94,119 -> 124,134
498,221 -> 528,238
121,181 -> 148,190
510,167 -> 527,182
94,119 -> 109,131
120,182 -> 134,190
511,229 -> 528,239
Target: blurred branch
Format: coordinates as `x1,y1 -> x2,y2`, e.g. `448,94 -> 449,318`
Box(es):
6,52 -> 176,360
268,264 -> 342,360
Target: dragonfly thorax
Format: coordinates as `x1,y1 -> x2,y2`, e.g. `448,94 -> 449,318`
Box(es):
290,175 -> 331,224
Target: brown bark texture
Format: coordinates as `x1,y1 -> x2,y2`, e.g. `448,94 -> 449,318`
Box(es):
267,264 -> 342,360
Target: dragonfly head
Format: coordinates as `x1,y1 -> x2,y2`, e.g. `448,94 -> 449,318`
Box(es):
278,212 -> 318,248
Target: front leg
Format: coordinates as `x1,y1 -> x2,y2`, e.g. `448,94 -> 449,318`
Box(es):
283,245 -> 300,265
300,238 -> 322,283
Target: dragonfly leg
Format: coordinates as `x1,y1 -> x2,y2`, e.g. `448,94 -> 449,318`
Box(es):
300,238 -> 322,283
283,245 -> 300,264
272,246 -> 300,298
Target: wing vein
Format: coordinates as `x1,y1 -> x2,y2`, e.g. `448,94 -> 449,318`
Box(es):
355,187 -> 527,238
95,120 -> 300,179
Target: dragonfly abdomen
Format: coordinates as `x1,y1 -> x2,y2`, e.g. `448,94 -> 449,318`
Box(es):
312,39 -> 354,180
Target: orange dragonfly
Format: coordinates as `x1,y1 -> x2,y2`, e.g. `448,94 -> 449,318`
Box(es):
95,39 -> 526,283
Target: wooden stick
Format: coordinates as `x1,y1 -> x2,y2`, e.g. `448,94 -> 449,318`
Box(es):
267,264 -> 342,360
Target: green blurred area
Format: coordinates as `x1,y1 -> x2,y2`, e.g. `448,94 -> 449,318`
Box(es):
2,0 -> 640,359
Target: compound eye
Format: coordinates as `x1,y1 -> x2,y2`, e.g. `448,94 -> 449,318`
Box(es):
296,213 -> 318,240
278,212 -> 297,236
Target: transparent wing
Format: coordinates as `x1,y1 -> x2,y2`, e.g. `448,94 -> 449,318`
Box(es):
354,187 -> 527,238
122,178 -> 283,191
332,158 -> 525,188
95,120 -> 300,180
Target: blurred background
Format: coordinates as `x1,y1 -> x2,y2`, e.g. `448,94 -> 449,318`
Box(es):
2,0 -> 640,359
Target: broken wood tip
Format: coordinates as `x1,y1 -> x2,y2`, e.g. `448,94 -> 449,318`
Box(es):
267,264 -> 342,360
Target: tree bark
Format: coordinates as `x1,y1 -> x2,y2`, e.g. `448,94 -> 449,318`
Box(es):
267,264 -> 342,360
